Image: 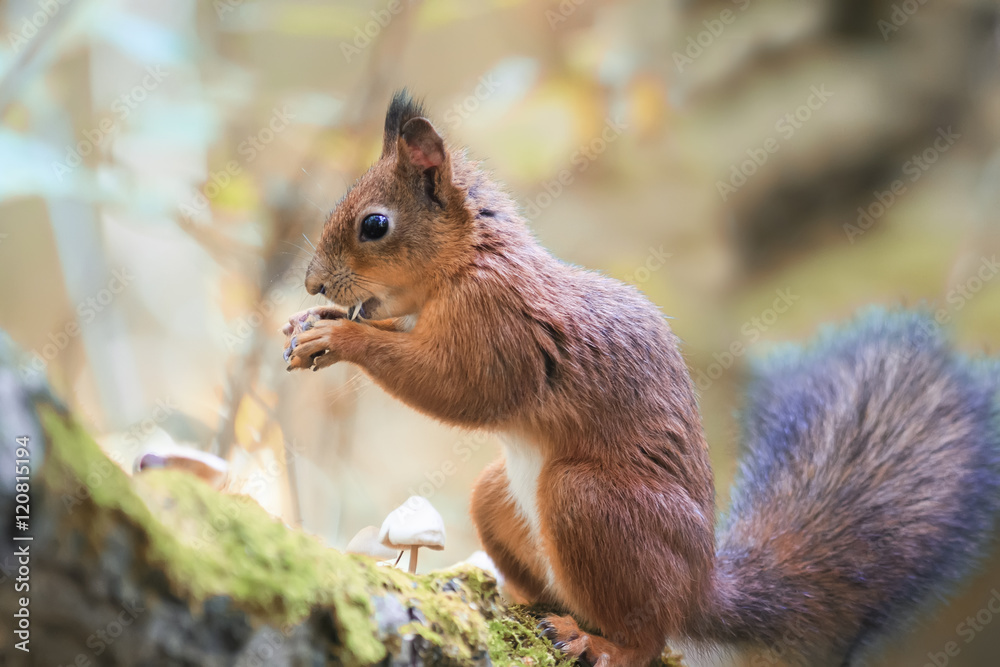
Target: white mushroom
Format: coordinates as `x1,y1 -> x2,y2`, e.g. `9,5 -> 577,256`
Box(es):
346,525 -> 400,562
461,550 -> 500,580
378,496 -> 446,574
134,444 -> 229,489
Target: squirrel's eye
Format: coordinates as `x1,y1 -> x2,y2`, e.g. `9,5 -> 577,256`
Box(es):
360,213 -> 389,241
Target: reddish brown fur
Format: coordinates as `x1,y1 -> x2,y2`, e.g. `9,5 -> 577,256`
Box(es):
284,93 -> 1000,667
286,92 -> 714,665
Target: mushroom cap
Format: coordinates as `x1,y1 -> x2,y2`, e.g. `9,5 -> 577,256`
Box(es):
378,496 -> 446,551
134,444 -> 229,489
346,526 -> 399,560
462,550 -> 500,579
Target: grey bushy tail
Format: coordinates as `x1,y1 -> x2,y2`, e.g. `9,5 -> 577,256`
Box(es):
702,309 -> 1000,665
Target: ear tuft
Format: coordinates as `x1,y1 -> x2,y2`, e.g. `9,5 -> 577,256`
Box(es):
382,89 -> 427,158
400,117 -> 446,170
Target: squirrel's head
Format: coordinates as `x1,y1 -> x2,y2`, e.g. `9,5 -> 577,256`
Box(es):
305,90 -> 471,320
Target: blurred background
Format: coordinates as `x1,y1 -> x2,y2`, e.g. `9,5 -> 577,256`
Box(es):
2,0 -> 1000,664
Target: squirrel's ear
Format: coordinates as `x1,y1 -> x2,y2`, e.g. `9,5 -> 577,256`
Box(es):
396,117 -> 458,206
398,117 -> 447,171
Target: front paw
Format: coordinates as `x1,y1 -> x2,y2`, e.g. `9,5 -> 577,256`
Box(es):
285,320 -> 344,371
281,306 -> 347,338
282,307 -> 347,363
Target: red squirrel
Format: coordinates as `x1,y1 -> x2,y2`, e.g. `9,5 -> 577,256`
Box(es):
283,91 -> 1000,667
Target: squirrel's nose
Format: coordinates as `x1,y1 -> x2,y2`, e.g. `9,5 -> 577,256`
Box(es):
304,269 -> 326,296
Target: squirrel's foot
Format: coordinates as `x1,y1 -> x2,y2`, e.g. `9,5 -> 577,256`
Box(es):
538,615 -> 611,667
285,320 -> 345,371
538,615 -> 660,667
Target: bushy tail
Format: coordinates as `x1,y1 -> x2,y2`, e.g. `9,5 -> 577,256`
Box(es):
705,310 -> 1000,665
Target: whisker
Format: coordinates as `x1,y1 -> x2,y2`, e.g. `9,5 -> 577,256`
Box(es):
304,197 -> 326,215
353,274 -> 390,289
275,252 -> 314,264
302,233 -> 316,251
281,240 -> 314,256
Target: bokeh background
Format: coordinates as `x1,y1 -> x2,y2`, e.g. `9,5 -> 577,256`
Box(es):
2,0 -> 1000,664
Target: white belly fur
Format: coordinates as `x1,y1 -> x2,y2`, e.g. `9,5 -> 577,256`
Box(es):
501,433 -> 556,589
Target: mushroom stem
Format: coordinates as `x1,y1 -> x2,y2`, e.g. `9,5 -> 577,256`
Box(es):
408,546 -> 419,574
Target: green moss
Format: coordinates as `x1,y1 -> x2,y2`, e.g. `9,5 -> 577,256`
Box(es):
38,406 -> 686,667
367,563 -> 504,662
484,606 -> 688,667
40,407 -> 384,664
486,606 -> 577,667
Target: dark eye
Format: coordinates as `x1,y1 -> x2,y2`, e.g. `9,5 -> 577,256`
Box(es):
360,213 -> 389,241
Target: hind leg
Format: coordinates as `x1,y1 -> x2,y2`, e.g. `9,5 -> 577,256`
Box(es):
535,460 -> 714,667
470,458 -> 554,604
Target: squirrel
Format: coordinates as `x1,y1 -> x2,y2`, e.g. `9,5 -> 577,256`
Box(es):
282,91 -> 1000,667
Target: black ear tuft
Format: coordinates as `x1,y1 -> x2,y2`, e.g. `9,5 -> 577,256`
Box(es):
382,89 -> 427,157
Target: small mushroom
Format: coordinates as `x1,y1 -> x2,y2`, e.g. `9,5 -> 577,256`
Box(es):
378,496 -> 446,574
346,525 -> 400,562
134,445 -> 229,489
461,550 -> 500,580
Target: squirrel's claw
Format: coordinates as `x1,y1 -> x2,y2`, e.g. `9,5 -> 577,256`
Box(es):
536,619 -> 557,641
282,335 -> 298,362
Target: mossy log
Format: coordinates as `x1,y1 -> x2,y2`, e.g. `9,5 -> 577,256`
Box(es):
0,335 -> 685,667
